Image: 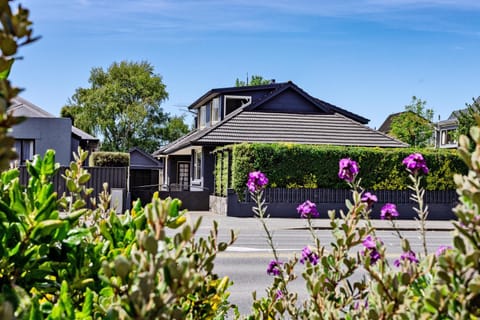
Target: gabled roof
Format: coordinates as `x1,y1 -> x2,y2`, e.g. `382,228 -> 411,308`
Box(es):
195,111 -> 407,147
378,112 -> 405,133
188,81 -> 369,124
9,97 -> 55,117
9,97 -> 99,142
129,147 -> 162,168
154,82 -> 408,156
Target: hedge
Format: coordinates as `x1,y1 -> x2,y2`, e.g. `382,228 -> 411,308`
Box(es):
213,143 -> 467,197
89,151 -> 130,167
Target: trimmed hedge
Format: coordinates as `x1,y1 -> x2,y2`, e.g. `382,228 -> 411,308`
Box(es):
89,151 -> 130,167
214,143 -> 467,197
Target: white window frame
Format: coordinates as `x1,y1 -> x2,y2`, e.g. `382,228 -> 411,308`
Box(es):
440,128 -> 457,146
193,149 -> 202,181
199,105 -> 206,129
211,97 -> 220,124
223,95 -> 252,116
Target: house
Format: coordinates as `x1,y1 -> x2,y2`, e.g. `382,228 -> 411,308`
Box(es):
8,97 -> 99,166
153,81 -> 407,196
434,109 -> 464,149
378,111 -> 438,147
378,111 -> 406,134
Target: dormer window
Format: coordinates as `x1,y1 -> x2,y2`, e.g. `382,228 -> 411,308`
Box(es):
224,95 -> 251,116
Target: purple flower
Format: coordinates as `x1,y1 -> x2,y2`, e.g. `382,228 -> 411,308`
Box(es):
267,260 -> 282,276
436,245 -> 452,257
275,290 -> 284,300
402,153 -> 429,175
394,250 -> 419,267
362,235 -> 376,249
247,171 -> 269,192
380,203 -> 399,220
300,246 -> 319,265
361,235 -> 382,264
361,192 -> 378,208
297,200 -> 319,218
338,158 -> 359,182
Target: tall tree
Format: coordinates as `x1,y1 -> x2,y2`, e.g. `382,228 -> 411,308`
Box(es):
456,97 -> 480,140
390,96 -> 435,147
235,75 -> 272,87
62,60 -> 183,153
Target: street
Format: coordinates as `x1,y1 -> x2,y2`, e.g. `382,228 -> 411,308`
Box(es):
186,211 -> 456,316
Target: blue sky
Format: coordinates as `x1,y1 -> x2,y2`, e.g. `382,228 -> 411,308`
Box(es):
10,0 -> 480,129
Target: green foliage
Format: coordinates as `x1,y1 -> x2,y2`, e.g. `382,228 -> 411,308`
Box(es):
163,114 -> 191,143
225,143 -> 466,196
235,75 -> 272,87
0,1 -> 39,171
61,60 -> 174,153
89,151 -> 130,167
456,96 -> 480,149
246,125 -> 480,318
390,96 -> 435,147
214,150 -> 231,196
0,149 -> 237,319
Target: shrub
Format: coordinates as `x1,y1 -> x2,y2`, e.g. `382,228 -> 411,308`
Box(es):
89,151 -> 130,167
244,128 -> 480,318
221,143 -> 466,196
0,149 -> 236,319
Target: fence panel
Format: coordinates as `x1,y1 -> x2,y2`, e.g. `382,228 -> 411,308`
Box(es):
18,166 -> 127,197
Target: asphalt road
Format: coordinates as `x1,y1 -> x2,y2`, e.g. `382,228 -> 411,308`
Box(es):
185,211 -> 456,316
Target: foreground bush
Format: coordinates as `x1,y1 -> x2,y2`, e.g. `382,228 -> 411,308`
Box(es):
0,149 -> 236,319
244,123 -> 480,319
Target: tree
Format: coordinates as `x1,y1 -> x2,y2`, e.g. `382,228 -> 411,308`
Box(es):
163,114 -> 190,144
456,97 -> 480,140
61,60 -> 188,153
390,96 -> 435,147
235,75 -> 272,87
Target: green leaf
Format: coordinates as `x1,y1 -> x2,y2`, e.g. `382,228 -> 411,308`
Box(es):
0,58 -> 14,80
453,235 -> 466,254
61,208 -> 88,223
63,228 -> 91,246
30,220 -> 68,242
78,173 -> 91,184
81,287 -> 94,316
34,193 -> 57,221
40,149 -> 57,177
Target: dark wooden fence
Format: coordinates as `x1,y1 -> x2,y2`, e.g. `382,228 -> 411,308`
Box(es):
226,188 -> 458,219
19,165 -> 127,200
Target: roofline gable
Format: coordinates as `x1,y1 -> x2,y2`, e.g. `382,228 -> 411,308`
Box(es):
244,82 -> 332,114
187,82 -> 283,110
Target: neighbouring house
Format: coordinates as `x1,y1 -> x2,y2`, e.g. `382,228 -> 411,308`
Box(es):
8,97 -> 99,166
378,111 -> 406,135
153,81 -> 407,203
378,111 -> 436,147
379,109 -> 463,149
434,110 -> 465,149
129,147 -> 163,204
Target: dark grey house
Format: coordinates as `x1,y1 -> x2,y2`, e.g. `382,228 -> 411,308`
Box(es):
153,81 -> 407,195
8,97 -> 99,166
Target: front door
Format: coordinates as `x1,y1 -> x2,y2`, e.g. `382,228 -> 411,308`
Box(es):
177,162 -> 190,190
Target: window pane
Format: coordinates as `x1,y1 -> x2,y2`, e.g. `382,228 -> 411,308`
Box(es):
22,140 -> 34,161
199,106 -> 206,128
212,98 -> 220,123
194,151 -> 202,180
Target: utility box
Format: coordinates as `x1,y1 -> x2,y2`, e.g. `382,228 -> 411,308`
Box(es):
111,188 -> 125,214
